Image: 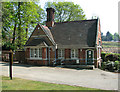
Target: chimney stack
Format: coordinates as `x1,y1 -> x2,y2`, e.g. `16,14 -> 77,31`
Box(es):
46,8 -> 55,28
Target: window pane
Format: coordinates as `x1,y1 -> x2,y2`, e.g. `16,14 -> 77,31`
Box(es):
71,49 -> 75,58
75,49 -> 78,58
89,51 -> 91,55
62,49 -> 64,58
58,49 -> 64,59
58,49 -> 61,58
71,49 -> 78,58
31,48 -> 33,57
39,48 -> 42,58
35,48 -> 38,57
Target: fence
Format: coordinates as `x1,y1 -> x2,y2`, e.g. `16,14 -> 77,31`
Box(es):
2,51 -> 10,61
15,50 -> 25,63
2,50 -> 25,63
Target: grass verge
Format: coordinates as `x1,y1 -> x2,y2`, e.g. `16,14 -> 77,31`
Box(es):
1,76 -> 115,91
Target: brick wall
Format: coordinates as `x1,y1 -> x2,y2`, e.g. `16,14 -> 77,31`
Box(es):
25,48 -> 30,58
26,60 -> 48,66
94,49 -> 97,68
42,48 -> 47,59
65,49 -> 71,59
15,50 -> 25,63
97,20 -> 102,45
25,47 -> 98,67
50,48 -> 55,59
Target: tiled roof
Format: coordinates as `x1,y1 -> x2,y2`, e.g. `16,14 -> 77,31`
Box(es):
26,38 -> 49,46
26,24 -> 56,47
42,25 -> 55,42
26,19 -> 98,48
51,19 -> 98,47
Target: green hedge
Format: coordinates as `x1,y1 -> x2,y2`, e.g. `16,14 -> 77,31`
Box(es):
101,52 -> 120,61
101,52 -> 120,72
101,61 -> 119,72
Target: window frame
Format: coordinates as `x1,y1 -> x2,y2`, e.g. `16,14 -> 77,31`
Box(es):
30,48 -> 42,59
39,48 -> 42,59
58,49 -> 64,59
71,49 -> 78,59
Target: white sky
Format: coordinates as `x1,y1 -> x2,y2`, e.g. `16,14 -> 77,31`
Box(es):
39,0 -> 119,35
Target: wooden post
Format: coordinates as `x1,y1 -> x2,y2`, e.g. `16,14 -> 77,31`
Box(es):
9,50 -> 13,80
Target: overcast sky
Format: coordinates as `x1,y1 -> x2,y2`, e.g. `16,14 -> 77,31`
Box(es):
39,0 -> 119,35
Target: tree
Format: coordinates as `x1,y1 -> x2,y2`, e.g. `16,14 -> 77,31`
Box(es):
114,33 -> 119,41
106,31 -> 113,41
101,32 -> 106,41
45,2 -> 86,22
2,2 -> 45,50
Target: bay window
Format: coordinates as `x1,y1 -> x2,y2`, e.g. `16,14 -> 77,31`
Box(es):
39,48 -> 42,58
30,48 -> 34,57
30,48 -> 42,59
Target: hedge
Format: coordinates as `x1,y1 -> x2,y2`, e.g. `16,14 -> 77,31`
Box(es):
101,52 -> 120,61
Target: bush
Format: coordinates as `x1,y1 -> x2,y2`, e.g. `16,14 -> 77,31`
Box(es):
101,52 -> 106,62
105,61 -> 114,71
101,60 -> 120,72
101,62 -> 106,70
105,54 -> 118,61
101,52 -> 120,62
114,61 -> 119,70
101,52 -> 120,72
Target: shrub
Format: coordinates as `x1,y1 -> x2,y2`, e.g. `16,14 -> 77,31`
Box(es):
101,60 -> 119,71
101,62 -> 106,70
101,52 -> 106,62
114,61 -> 119,70
105,54 -> 118,61
105,61 -> 114,71
101,52 -> 120,72
101,52 -> 120,62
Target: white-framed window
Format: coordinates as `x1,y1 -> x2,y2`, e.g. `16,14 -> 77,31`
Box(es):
39,48 -> 42,58
34,48 -> 38,57
58,49 -> 64,59
30,48 -> 34,57
71,49 -> 78,59
30,48 -> 42,59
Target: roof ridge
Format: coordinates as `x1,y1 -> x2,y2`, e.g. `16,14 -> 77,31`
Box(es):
55,19 -> 97,24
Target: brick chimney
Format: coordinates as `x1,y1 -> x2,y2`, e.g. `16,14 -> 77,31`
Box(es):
46,8 -> 55,28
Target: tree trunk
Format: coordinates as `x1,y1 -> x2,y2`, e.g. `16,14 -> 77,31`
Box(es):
26,24 -> 28,39
18,2 -> 21,49
12,23 -> 17,44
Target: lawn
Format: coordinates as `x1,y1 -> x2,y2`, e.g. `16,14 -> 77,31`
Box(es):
1,76 -> 114,91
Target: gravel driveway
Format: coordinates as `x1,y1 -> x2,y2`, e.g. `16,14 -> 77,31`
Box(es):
1,62 -> 119,90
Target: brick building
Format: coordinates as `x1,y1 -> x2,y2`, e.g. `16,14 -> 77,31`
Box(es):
25,8 -> 102,68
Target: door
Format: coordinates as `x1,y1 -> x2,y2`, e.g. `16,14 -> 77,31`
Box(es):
87,50 -> 93,65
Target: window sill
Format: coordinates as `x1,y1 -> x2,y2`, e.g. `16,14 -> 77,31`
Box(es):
29,58 -> 47,60
71,58 -> 78,60
58,58 -> 64,59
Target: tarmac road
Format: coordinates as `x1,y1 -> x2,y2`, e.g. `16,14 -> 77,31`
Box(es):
1,62 -> 119,90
